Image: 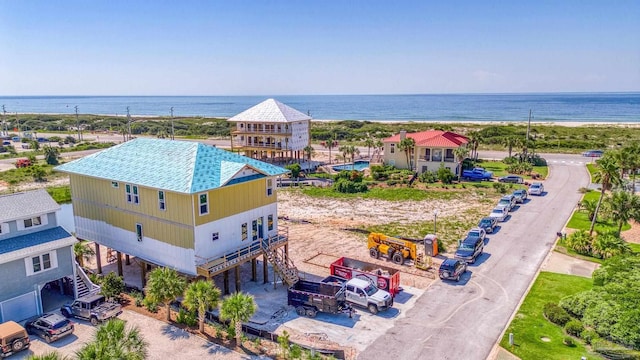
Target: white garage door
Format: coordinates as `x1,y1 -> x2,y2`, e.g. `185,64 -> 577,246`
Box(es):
0,292 -> 38,323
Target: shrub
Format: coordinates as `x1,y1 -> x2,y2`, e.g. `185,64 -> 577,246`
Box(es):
100,272 -> 125,301
543,302 -> 571,326
564,319 -> 585,337
564,230 -> 593,256
131,290 -> 144,307
418,170 -> 437,184
176,308 -> 198,327
143,296 -> 158,313
581,329 -> 600,345
333,178 -> 368,193
492,182 -> 508,194
563,336 -> 575,347
437,164 -> 454,184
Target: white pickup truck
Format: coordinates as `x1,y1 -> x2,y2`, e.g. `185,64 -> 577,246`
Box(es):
323,276 -> 394,314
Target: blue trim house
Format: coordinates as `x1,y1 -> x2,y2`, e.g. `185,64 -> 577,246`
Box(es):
0,190 -> 77,322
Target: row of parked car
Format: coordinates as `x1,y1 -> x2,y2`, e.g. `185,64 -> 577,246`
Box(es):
438,179 -> 545,282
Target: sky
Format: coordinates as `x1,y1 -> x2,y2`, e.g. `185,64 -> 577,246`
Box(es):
1,0 -> 639,96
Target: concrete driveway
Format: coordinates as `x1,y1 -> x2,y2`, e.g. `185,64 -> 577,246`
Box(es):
358,156 -> 590,360
15,310 -> 257,360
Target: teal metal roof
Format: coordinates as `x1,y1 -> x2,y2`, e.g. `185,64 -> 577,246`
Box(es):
55,138 -> 288,194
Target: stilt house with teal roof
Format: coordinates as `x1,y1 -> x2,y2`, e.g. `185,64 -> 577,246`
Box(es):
56,138 -> 298,291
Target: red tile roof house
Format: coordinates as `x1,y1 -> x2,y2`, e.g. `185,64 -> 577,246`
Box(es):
383,130 -> 469,174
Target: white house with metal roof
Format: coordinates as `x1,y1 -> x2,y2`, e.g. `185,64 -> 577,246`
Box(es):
228,98 -> 311,161
0,190 -> 77,322
55,138 -> 294,292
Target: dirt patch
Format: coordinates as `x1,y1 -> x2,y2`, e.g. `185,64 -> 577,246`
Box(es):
622,220 -> 640,244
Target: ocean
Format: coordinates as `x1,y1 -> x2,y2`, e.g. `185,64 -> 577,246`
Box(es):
0,93 -> 638,123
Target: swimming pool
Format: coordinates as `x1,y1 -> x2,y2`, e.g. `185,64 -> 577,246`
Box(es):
332,160 -> 370,172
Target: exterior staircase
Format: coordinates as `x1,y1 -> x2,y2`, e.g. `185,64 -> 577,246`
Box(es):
260,240 -> 299,286
74,262 -> 101,298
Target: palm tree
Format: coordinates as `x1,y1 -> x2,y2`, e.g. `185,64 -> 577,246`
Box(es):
590,154 -> 623,235
76,319 -> 148,360
591,231 -> 630,259
606,190 -> 640,233
580,198 -> 599,221
183,280 -> 221,333
623,143 -> 640,194
42,145 -> 60,165
145,267 -> 187,321
564,230 -> 593,255
374,138 -> 384,162
73,241 -> 95,268
453,146 -> 470,181
363,137 -> 375,159
467,131 -> 482,160
338,145 -> 349,164
322,135 -> 337,164
501,136 -> 521,158
303,145 -> 315,162
219,292 -> 257,346
398,137 -> 416,171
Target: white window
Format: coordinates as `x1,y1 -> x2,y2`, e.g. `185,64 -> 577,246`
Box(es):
126,184 -> 139,204
212,232 -> 219,242
111,181 -> 119,188
266,178 -> 274,196
390,144 -> 395,154
268,215 -> 274,231
25,251 -> 58,276
24,216 -> 42,228
241,223 -> 248,241
136,223 -> 143,242
0,223 -> 8,234
252,220 -> 258,240
198,193 -> 208,215
158,191 -> 166,211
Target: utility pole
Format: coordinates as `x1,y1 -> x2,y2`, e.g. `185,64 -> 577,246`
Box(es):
524,109 -> 532,159
75,106 -> 81,141
170,107 -> 175,140
1,105 -> 6,136
16,112 -> 20,133
126,107 -> 132,141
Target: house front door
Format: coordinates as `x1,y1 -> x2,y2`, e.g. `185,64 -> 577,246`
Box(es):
257,217 -> 264,239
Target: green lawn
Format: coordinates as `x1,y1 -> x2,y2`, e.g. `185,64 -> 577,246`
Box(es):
586,163 -> 597,182
46,185 -> 72,204
566,191 -> 631,232
500,272 -> 597,360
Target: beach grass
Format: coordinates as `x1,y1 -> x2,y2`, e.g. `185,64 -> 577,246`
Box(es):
500,272 -> 597,360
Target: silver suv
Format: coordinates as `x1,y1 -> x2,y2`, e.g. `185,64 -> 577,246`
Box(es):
25,313 -> 74,343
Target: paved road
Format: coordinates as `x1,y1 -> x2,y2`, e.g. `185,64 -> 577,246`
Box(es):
358,158 -> 590,360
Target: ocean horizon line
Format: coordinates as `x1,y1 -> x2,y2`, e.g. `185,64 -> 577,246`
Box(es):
2,91 -> 640,98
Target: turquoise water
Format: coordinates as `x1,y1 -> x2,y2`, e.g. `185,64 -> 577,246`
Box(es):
0,93 -> 638,122
332,161 -> 370,171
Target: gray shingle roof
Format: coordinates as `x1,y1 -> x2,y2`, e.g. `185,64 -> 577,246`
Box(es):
0,189 -> 60,223
227,98 -> 311,123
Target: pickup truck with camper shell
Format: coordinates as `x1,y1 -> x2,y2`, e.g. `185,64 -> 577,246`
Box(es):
461,167 -> 493,181
60,294 -> 122,326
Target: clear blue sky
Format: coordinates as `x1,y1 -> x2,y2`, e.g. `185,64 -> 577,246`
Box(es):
1,0 -> 638,95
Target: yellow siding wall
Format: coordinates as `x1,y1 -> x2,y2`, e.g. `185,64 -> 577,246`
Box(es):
193,177 -> 275,226
73,200 -> 194,249
69,175 -> 193,226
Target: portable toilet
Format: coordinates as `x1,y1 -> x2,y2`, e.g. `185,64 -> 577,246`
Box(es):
424,234 -> 438,257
